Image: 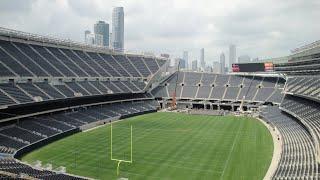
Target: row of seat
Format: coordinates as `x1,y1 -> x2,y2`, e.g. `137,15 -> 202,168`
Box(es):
281,95 -> 320,162
168,85 -> 282,102
0,99 -> 158,154
274,55 -> 320,75
0,158 -> 84,179
0,39 -> 166,78
0,99 -> 158,179
0,80 -> 146,106
260,106 -> 319,179
171,72 -> 285,87
152,72 -> 284,103
286,76 -> 320,102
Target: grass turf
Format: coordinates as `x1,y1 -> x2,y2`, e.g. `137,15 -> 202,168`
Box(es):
21,112 -> 273,180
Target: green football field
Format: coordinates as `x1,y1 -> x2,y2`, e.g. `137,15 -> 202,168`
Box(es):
21,112 -> 273,180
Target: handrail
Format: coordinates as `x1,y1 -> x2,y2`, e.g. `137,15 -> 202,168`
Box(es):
0,26 -> 170,60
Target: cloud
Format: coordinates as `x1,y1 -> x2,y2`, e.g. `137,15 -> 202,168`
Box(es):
0,0 -> 33,12
0,0 -> 319,66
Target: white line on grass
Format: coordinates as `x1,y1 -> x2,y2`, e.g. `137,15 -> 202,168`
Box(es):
219,119 -> 243,180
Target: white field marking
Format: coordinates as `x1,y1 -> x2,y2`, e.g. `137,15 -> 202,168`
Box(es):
38,117 -> 156,165
111,127 -> 241,139
82,111 -> 162,133
41,145 -> 223,178
35,123 -> 241,166
47,128 -> 185,160
115,170 -> 163,179
33,114 -> 244,178
110,130 -> 238,146
50,152 -> 223,175
75,134 -> 228,172
42,118 -> 239,167
112,130 -> 226,170
74,134 -> 252,162
82,111 -> 163,133
72,135 -> 230,160
39,159 -> 164,180
108,116 -> 166,161
219,120 -> 243,180
50,154 -> 221,175
83,118 -> 129,133
133,158 -> 223,174
45,143 -> 228,170
41,133 -> 236,177
120,131 -> 238,140
110,133 -> 236,159
111,127 -> 193,133
82,123 -> 108,132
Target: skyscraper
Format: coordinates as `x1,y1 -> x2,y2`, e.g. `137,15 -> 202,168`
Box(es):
84,30 -> 95,45
112,7 -> 124,52
109,33 -> 112,47
220,53 -> 226,74
183,51 -> 188,69
94,34 -> 104,46
192,60 -> 198,71
212,61 -> 221,73
94,21 -> 109,47
181,59 -> 186,69
175,58 -> 186,69
85,30 -> 90,38
229,44 -> 236,70
200,48 -> 205,70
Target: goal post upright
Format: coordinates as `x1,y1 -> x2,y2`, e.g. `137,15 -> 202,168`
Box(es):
111,121 -> 112,160
130,125 -> 133,163
110,121 -> 133,176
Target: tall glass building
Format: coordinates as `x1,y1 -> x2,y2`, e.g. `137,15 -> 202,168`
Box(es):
220,52 -> 226,74
94,21 -> 109,47
200,48 -> 205,70
183,51 -> 188,69
112,7 -> 124,52
229,44 -> 236,69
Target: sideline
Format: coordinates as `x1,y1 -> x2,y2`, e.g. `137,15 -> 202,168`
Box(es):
82,117 -> 128,133
256,118 -> 282,180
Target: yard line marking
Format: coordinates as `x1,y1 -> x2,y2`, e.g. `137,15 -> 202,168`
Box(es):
219,119 -> 243,180
24,113 -> 269,179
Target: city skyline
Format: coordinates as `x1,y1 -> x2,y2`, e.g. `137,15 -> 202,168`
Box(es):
84,7 -> 123,50
1,0 -> 319,63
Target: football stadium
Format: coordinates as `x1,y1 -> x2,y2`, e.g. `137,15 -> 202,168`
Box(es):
0,27 -> 319,180
0,7 -> 320,180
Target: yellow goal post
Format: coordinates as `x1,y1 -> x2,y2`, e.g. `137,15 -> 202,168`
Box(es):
110,121 -> 133,176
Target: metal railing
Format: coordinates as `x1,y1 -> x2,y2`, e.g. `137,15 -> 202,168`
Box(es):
0,27 -> 115,53
291,40 -> 320,54
0,26 -> 170,60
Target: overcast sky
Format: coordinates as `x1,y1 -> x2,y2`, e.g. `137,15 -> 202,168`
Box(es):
1,0 -> 319,66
